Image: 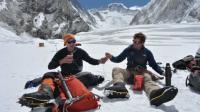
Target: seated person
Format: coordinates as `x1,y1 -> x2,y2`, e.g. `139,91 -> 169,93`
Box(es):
19,34 -> 107,108
104,32 -> 178,106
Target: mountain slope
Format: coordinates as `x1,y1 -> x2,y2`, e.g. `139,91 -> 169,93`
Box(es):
130,0 -> 200,25
0,0 -> 96,39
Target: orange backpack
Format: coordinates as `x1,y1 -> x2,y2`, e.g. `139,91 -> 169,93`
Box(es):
58,76 -> 99,112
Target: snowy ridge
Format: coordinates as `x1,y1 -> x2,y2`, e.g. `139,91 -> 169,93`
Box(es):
129,6 -> 142,11
71,0 -> 96,25
130,0 -> 200,25
108,3 -> 128,11
0,23 -> 30,44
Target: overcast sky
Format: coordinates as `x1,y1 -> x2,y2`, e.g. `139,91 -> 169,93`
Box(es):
77,0 -> 150,9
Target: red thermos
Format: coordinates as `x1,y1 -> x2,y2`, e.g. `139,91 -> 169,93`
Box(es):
133,75 -> 144,91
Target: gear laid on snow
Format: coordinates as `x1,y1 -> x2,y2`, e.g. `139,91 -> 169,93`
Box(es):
19,84 -> 54,108
173,50 -> 200,91
19,73 -> 100,112
150,86 -> 178,106
18,91 -> 51,108
104,82 -> 129,99
185,71 -> 200,91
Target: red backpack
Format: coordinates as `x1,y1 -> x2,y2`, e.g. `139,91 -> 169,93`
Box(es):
58,76 -> 100,112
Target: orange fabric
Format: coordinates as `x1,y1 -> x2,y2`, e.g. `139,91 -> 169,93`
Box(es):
63,34 -> 75,46
59,76 -> 99,112
40,78 -> 55,91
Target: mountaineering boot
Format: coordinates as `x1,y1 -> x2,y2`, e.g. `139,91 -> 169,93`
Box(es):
104,82 -> 129,99
94,75 -> 105,85
150,86 -> 178,106
18,85 -> 54,108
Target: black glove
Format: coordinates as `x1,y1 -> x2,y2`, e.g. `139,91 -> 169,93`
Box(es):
24,77 -> 42,89
24,80 -> 34,89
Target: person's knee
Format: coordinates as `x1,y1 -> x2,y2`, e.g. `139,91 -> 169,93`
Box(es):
143,73 -> 152,82
42,72 -> 58,80
112,67 -> 122,74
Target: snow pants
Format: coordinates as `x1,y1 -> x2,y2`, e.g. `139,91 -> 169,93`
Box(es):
112,67 -> 160,97
38,71 -> 103,98
40,71 -> 102,88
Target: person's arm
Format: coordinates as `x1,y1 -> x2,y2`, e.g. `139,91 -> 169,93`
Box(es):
48,48 -> 73,69
48,52 -> 60,69
48,48 -> 68,69
147,50 -> 164,75
81,49 -> 100,65
108,48 -> 128,63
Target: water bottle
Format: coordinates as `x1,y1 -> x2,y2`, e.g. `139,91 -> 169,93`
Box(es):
165,63 -> 172,86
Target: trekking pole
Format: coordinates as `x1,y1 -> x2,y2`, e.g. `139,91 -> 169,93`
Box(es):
165,63 -> 172,86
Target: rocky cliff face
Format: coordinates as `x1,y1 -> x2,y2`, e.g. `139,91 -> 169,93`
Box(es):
0,0 -> 96,39
130,0 -> 200,25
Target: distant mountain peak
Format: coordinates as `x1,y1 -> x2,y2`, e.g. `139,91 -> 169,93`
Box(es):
108,3 -> 128,11
89,3 -> 139,28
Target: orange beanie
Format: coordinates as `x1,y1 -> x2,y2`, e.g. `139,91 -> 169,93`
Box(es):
63,34 -> 75,46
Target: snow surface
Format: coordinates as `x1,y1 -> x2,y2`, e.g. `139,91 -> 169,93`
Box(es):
0,23 -> 200,112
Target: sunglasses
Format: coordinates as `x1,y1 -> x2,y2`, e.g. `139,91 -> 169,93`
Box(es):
68,39 -> 76,44
133,40 -> 142,44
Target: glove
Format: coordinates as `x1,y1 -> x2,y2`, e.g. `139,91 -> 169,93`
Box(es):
24,80 -> 34,89
24,77 -> 42,89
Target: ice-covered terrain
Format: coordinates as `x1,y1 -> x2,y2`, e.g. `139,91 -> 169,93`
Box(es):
0,23 -> 200,112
